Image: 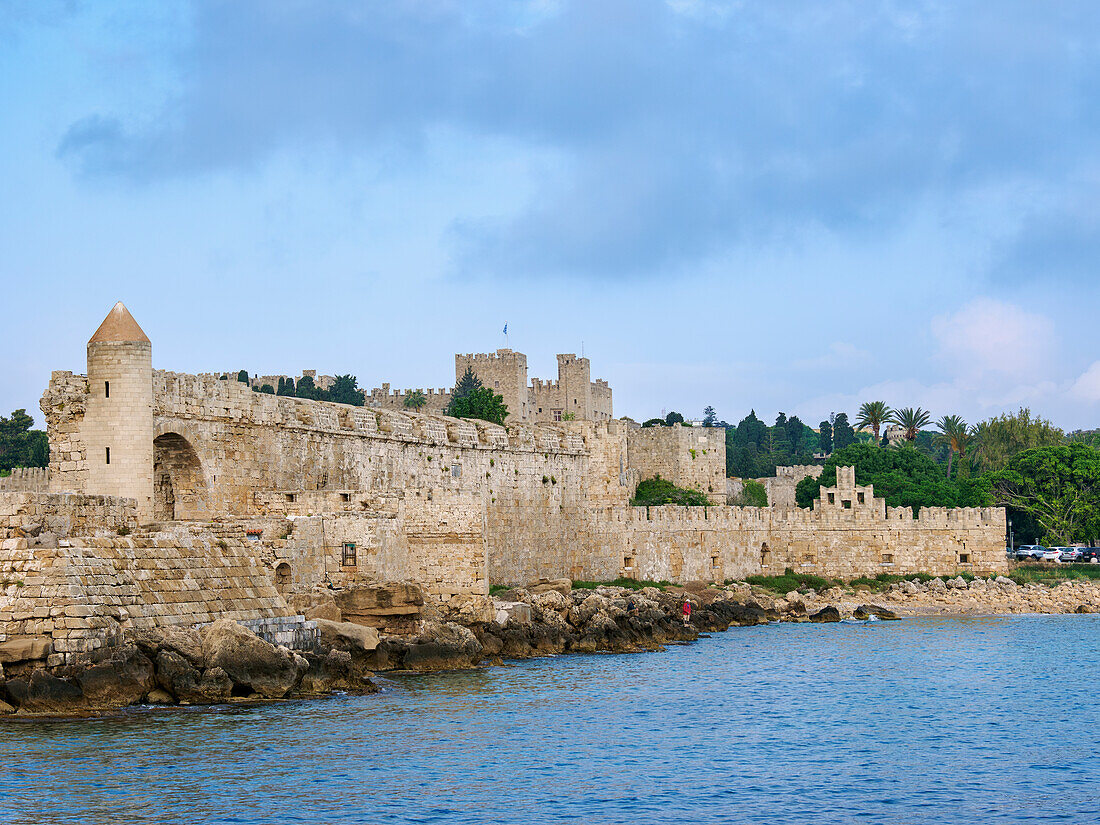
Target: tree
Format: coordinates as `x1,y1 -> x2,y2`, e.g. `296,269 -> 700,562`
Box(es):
296,375 -> 318,400
856,401 -> 892,444
972,408 -> 1065,474
889,407 -> 931,442
935,415 -> 972,479
702,406 -> 717,427
447,386 -> 508,426
988,443 -> 1100,545
818,421 -> 833,455
642,418 -> 665,428
260,384 -> 275,394
794,443 -> 990,512
665,411 -> 685,426
832,413 -> 857,450
404,390 -> 428,412
328,374 -> 365,406
452,367 -> 482,402
278,377 -> 296,397
731,479 -> 768,507
237,370 -> 249,384
0,409 -> 49,471
631,475 -> 710,506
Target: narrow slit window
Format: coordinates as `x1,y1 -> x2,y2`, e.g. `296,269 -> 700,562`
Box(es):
105,446 -> 110,464
104,381 -> 110,398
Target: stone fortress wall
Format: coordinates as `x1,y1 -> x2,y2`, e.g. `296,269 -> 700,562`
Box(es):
1,303 -> 1008,665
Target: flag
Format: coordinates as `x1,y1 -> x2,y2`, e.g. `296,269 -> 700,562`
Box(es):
503,323 -> 508,335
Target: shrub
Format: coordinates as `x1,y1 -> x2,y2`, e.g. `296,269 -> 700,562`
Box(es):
631,475 -> 710,506
731,479 -> 768,508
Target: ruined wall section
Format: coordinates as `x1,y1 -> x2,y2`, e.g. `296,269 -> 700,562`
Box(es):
0,492 -> 138,540
0,468 -> 51,493
625,425 -> 726,502
41,371 -> 90,493
757,465 -> 820,507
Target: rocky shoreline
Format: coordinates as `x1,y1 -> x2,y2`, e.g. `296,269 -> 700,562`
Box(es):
2,574 -> 1097,717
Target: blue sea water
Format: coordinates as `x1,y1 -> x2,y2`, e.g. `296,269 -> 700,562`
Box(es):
3,615 -> 1100,825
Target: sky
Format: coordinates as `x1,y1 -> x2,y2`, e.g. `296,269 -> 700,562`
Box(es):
3,0 -> 1100,431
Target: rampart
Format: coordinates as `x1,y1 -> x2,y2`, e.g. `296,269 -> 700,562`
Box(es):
0,468 -> 51,493
625,424 -> 726,503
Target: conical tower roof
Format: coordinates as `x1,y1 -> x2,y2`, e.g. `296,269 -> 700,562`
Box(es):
88,302 -> 150,344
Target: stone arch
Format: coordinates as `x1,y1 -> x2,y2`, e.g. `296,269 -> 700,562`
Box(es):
153,432 -> 208,520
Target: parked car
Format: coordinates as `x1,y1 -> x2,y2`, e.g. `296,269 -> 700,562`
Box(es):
1038,547 -> 1061,562
1059,547 -> 1082,562
1079,548 -> 1100,564
1015,545 -> 1043,560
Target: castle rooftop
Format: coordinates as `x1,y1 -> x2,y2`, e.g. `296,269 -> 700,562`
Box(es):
88,301 -> 150,344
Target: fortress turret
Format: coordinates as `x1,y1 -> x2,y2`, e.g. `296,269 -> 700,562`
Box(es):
83,302 -> 154,520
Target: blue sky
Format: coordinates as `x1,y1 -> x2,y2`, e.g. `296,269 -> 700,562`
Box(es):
4,0 -> 1100,430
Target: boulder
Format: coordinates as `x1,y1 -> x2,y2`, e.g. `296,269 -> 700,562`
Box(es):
155,650 -> 232,703
0,636 -> 52,664
288,592 -> 343,623
297,649 -> 376,694
525,578 -> 572,596
314,619 -> 380,654
441,594 -> 495,625
201,619 -> 302,699
127,626 -> 205,668
403,621 -> 483,671
809,605 -> 842,623
532,590 -> 571,614
335,582 -> 425,634
74,644 -> 155,708
0,698 -> 14,714
7,671 -> 84,714
494,602 -> 533,626
146,689 -> 174,704
853,604 -> 900,621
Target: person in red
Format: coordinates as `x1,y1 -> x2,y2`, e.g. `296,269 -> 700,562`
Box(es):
682,597 -> 692,625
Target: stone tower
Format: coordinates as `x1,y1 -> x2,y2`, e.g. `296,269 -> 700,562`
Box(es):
454,349 -> 531,422
83,302 -> 154,521
556,354 -> 592,420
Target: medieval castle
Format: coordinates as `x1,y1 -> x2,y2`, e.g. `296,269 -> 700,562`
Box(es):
0,303 -> 1006,666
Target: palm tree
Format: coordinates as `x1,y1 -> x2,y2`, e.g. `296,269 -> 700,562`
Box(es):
855,401 -> 892,444
403,389 -> 428,413
935,415 -> 972,478
890,407 -> 931,442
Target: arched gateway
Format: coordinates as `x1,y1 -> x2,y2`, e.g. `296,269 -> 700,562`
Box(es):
153,432 -> 208,520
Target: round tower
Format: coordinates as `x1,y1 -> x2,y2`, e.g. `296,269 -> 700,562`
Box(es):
84,302 -> 154,521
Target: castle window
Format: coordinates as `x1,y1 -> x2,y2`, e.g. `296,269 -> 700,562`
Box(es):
624,556 -> 633,568
552,410 -> 562,422
857,492 -> 865,504
342,543 -> 357,567
959,553 -> 970,564
827,493 -> 835,505
104,381 -> 110,399
285,493 -> 296,503
842,500 -> 852,509
882,553 -> 894,564
340,493 -> 351,503
105,447 -> 110,464
451,463 -> 461,478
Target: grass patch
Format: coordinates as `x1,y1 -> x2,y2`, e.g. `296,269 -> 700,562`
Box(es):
630,476 -> 710,507
744,570 -> 839,594
489,584 -> 511,595
1008,563 -> 1100,586
572,578 -> 671,591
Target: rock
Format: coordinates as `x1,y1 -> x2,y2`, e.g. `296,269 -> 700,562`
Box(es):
403,621 -> 483,671
525,578 -> 572,596
297,649 -> 376,694
995,576 -> 1017,587
1076,605 -> 1095,614
928,578 -> 947,593
146,688 -> 174,704
0,698 -> 14,714
532,590 -> 571,614
335,582 -> 424,622
201,619 -> 302,699
288,592 -> 343,623
494,601 -> 533,626
74,644 -> 155,708
809,605 -> 842,623
127,626 -> 205,669
314,619 -> 380,654
0,636 -> 52,664
441,594 -> 495,625
853,604 -> 900,620
155,650 -> 232,703
7,671 -> 84,714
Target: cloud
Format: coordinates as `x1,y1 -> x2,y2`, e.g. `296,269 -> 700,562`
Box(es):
931,298 -> 1055,378
794,342 -> 871,371
49,0 -> 1100,279
1071,362 -> 1100,402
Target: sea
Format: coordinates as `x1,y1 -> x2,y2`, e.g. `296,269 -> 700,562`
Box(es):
2,615 -> 1099,824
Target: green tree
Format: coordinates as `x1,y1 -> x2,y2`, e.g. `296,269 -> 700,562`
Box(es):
818,420 -> 833,455
404,390 -> 428,412
889,407 -> 931,442
731,479 -> 768,507
665,411 -> 685,426
832,413 -> 857,450
328,374 -> 365,406
296,375 -> 318,400
642,418 -> 665,428
447,386 -> 508,426
452,367 -> 482,403
278,377 -> 296,397
276,377 -> 286,395
0,410 -> 49,471
702,406 -> 717,427
794,442 -> 990,512
988,443 -> 1100,545
935,414 -> 972,479
631,475 -> 710,506
855,401 -> 892,444
237,370 -> 249,383
259,384 -> 275,394
972,408 -> 1065,474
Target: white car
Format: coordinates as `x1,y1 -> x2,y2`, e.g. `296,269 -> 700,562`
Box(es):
1038,547 -> 1061,562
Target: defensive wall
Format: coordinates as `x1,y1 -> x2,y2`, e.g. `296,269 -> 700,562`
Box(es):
7,302 -> 1008,662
